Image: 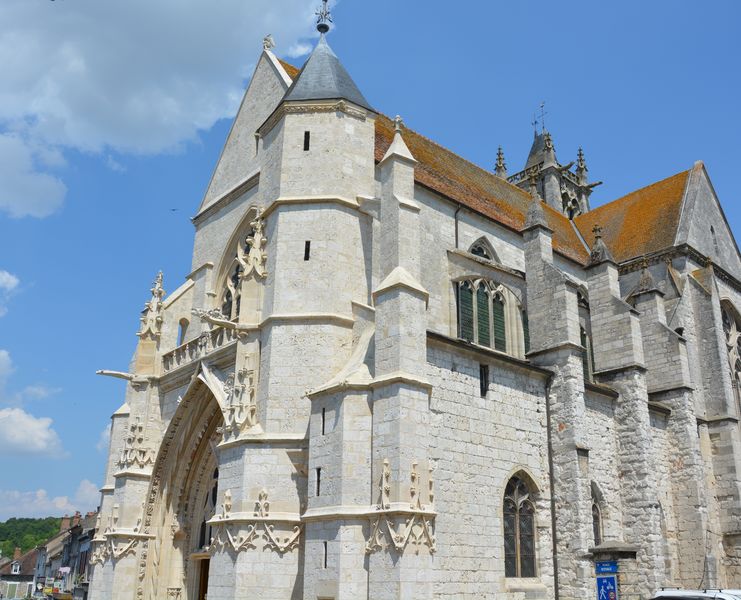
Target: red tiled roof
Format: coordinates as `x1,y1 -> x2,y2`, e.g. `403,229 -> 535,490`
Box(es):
374,115 -> 590,264
574,169 -> 691,264
278,59 -> 300,79
0,548 -> 37,578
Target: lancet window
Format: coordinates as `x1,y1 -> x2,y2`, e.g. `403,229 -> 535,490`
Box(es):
220,229 -> 254,321
591,482 -> 605,547
456,279 -> 528,358
503,475 -> 536,578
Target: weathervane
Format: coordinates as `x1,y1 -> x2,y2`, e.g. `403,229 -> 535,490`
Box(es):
316,0 -> 332,34
532,101 -> 548,134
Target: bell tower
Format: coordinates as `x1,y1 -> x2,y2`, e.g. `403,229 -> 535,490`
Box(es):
503,125 -> 603,219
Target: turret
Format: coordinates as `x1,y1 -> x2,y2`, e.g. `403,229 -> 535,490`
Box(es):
507,127 -> 602,219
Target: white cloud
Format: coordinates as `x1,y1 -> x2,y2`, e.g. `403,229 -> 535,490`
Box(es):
0,270 -> 20,315
0,350 -> 13,386
0,479 -> 100,521
0,134 -> 66,218
96,423 -> 111,453
0,407 -> 65,456
19,384 -> 61,401
0,0 -> 321,218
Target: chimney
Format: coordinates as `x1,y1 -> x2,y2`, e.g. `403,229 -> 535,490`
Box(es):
60,514 -> 71,532
72,511 -> 81,527
13,547 -> 21,561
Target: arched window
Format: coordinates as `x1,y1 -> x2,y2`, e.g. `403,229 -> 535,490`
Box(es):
562,193 -> 580,220
219,229 -> 254,321
503,476 -> 536,578
591,482 -> 604,547
177,318 -> 189,346
722,302 -> 741,410
468,238 -> 497,262
198,468 -> 219,550
456,279 -> 527,357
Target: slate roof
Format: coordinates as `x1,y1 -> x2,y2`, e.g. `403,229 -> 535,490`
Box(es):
573,169 -> 691,264
282,36 -> 374,112
525,131 -> 548,169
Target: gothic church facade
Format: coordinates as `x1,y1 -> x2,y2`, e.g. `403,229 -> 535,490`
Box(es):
89,24 -> 741,600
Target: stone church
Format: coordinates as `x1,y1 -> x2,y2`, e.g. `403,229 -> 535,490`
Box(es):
89,11 -> 741,600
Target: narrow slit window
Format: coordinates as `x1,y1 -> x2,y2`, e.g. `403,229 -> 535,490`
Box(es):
304,240 -> 311,261
304,131 -> 311,151
321,407 -> 326,435
323,541 -> 328,568
316,467 -> 322,496
479,364 -> 489,397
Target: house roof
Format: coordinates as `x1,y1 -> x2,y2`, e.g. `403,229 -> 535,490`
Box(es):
0,548 -> 37,578
573,169 -> 691,264
282,36 -> 374,112
277,58 -> 695,267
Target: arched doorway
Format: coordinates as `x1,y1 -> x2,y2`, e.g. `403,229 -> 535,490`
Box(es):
139,369 -> 225,600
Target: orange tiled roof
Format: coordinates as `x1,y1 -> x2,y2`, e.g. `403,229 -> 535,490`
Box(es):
374,115 -> 590,264
278,59 -> 300,79
278,59 -> 692,267
573,169 -> 691,264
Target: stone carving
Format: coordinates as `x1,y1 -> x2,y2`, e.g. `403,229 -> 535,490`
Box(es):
237,212 -> 268,280
366,459 -> 437,555
162,325 -> 240,372
223,489 -> 232,517
138,272 -> 165,340
90,536 -> 140,565
118,417 -> 155,470
209,489 -> 302,555
262,34 -> 275,51
221,356 -> 258,439
167,588 -> 182,600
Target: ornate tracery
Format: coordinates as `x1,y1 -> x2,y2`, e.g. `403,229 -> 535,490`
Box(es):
721,301 -> 741,408
456,278 -> 528,358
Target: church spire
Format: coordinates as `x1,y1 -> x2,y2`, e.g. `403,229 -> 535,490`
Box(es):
494,146 -> 507,178
282,2 -> 374,112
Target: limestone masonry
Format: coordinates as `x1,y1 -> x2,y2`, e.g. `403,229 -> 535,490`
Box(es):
89,26 -> 741,600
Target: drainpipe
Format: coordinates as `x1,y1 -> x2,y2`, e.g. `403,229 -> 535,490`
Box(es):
454,204 -> 462,249
544,371 -> 559,600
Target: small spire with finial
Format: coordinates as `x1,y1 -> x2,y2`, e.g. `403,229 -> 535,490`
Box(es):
494,146 -> 507,178
316,0 -> 332,34
576,146 -> 588,184
589,224 -> 614,265
394,115 -> 403,133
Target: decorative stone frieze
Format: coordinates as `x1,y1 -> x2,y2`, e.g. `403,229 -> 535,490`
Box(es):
365,459 -> 437,555
162,324 -> 240,372
221,355 -> 258,438
117,417 -> 155,471
209,489 -> 302,555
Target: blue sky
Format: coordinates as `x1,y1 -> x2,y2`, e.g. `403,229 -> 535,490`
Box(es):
0,0 -> 739,520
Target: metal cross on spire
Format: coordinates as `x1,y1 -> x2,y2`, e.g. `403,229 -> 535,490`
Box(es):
532,101 -> 548,134
316,0 -> 332,34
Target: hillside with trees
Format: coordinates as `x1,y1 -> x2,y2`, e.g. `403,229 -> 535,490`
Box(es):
0,517 -> 61,558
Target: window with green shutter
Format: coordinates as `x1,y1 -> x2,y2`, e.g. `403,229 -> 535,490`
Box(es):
477,286 -> 491,347
493,296 -> 506,351
458,282 -> 474,342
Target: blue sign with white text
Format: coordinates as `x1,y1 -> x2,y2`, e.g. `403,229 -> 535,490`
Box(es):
596,561 -> 618,574
597,575 -> 619,600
